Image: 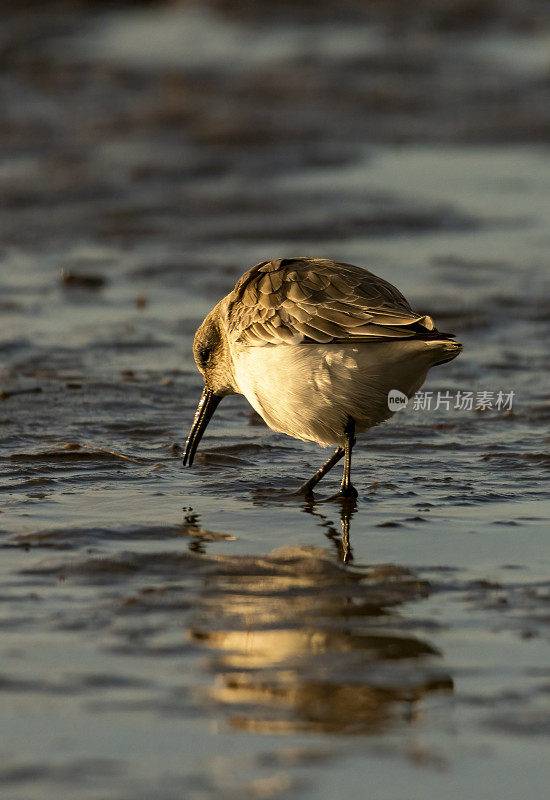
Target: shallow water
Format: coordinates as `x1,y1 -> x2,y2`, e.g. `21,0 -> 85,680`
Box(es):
1,2 -> 550,798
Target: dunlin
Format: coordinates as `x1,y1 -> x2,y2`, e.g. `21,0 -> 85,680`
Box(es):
183,258 -> 461,498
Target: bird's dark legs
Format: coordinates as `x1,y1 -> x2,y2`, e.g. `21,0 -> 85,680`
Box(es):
298,446 -> 345,497
297,416 -> 358,498
339,416 -> 357,499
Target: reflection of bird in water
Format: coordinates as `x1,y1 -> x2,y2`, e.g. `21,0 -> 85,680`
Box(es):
188,546 -> 453,735
302,499 -> 356,563
183,258 -> 461,498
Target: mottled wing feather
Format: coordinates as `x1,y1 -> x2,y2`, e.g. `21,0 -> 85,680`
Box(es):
226,258 -> 441,347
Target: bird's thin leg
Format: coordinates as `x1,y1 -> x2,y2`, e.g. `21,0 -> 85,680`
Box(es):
339,416 -> 358,499
298,447 -> 345,497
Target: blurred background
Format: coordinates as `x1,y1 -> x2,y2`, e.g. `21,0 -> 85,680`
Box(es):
2,0 -> 550,272
1,3 -> 550,800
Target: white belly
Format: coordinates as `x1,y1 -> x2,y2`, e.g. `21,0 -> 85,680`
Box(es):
231,340 -> 455,446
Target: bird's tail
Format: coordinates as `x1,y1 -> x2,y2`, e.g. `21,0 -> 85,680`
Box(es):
426,340 -> 463,366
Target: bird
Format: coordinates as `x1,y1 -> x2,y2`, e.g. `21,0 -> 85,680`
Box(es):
183,258 -> 461,498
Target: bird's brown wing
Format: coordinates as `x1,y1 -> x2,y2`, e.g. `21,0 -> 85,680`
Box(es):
226,258 -> 446,346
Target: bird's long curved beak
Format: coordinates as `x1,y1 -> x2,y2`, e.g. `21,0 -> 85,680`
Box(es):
183,388 -> 222,466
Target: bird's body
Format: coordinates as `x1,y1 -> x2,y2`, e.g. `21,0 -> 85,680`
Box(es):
231,338 -> 455,447
184,258 -> 461,496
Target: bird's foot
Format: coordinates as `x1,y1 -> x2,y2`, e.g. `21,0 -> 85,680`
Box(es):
325,484 -> 358,504
339,480 -> 358,499
294,480 -> 316,499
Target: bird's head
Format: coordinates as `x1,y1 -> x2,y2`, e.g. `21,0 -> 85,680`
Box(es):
192,304 -> 235,395
183,303 -> 235,466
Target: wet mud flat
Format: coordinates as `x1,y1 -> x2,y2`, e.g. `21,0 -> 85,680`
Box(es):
1,1 -> 550,798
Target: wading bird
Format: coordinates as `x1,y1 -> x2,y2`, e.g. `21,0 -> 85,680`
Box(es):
183,258 -> 461,498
